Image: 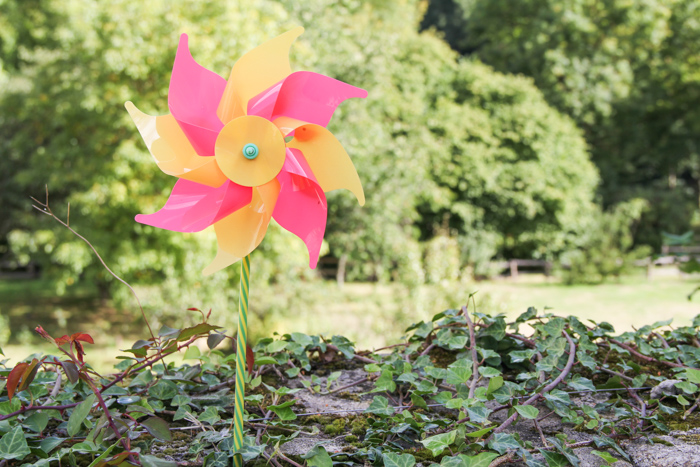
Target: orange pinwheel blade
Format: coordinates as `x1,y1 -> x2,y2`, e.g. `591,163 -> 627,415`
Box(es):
206,179 -> 281,274
286,124 -> 365,206
125,102 -> 227,188
217,27 -> 304,124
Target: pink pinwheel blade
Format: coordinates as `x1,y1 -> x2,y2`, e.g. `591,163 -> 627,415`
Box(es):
136,179 -> 252,232
169,34 -> 226,157
272,149 -> 327,268
247,71 -> 367,130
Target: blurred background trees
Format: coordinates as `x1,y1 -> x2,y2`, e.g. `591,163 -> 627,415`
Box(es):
1,0 -> 695,330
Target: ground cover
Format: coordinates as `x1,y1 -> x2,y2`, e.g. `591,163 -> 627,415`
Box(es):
2,301 -> 700,466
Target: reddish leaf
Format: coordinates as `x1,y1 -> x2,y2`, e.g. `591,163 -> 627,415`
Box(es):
187,307 -> 201,312
18,358 -> 41,392
34,326 -> 55,345
71,333 -> 94,344
7,362 -> 29,400
74,341 -> 85,363
54,335 -> 70,346
246,344 -> 255,377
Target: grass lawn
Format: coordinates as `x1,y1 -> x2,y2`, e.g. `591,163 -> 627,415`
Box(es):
2,274 -> 699,372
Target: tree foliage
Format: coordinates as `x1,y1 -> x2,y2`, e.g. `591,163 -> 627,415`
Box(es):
425,0 -> 700,248
1,0 -> 604,314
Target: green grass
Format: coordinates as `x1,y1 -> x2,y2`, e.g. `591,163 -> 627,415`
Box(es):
2,274 -> 699,372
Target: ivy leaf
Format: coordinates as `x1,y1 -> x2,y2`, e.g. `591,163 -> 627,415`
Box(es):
366,396 -> 394,417
291,332 -> 313,348
465,426 -> 494,438
148,380 -> 178,400
486,376 -> 504,394
514,405 -> 540,419
67,394 -> 96,437
268,400 -> 297,421
0,426 -> 31,460
462,452 -> 500,467
547,437 -> 580,467
684,368 -> 700,385
539,450 -> 570,467
141,454 -> 178,467
383,452 -> 416,467
478,367 -> 502,378
302,444 -> 332,467
488,433 -> 520,454
420,429 -> 457,456
372,369 -> 397,393
446,360 -> 473,385
516,307 -> 538,323
141,416 -> 173,441
466,405 -> 492,424
592,450 -> 618,465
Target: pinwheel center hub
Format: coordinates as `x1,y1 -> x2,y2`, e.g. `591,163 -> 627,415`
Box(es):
215,116 -> 286,187
243,143 -> 259,159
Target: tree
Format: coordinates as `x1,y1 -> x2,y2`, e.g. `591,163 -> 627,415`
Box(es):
422,0 -> 700,249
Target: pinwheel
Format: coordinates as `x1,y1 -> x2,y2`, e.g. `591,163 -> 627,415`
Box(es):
125,27 -> 366,465
125,27 -> 366,275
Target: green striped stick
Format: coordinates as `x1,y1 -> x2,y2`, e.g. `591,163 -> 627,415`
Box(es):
233,255 -> 250,467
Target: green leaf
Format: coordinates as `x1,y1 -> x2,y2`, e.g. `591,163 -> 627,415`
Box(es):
148,380 -> 178,400
509,349 -> 536,363
158,325 -> 180,338
420,429 -> 457,456
268,400 -> 297,421
372,369 -> 397,393
685,368 -> 700,385
478,367 -> 502,378
291,332 -> 313,348
0,426 -> 30,460
486,376 -> 504,394
24,412 -> 49,433
488,433 -> 520,454
266,340 -> 288,353
383,452 -> 416,467
539,450 -> 569,467
177,323 -> 221,342
591,450 -> 618,465
140,454 -> 178,467
466,405 -> 492,424
302,444 -> 333,467
366,396 -> 394,417
462,452 -> 500,467
465,426 -> 494,438
67,394 -> 96,437
516,307 -> 538,323
183,346 -> 201,360
39,437 -> 65,454
207,333 -> 226,349
675,381 -> 699,394
446,360 -> 473,385
410,393 -> 428,409
514,405 -> 540,419
141,416 -> 173,441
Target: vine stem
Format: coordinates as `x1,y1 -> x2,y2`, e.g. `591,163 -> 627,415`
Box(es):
462,305 -> 480,399
608,338 -> 689,369
489,330 -> 576,438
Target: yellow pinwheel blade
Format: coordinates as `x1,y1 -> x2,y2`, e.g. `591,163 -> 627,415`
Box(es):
287,124 -> 365,206
217,27 -> 304,124
202,249 -> 240,276
212,179 -> 280,259
125,102 -> 227,188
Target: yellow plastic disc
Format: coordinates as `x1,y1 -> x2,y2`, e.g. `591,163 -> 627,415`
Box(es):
215,116 -> 286,187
